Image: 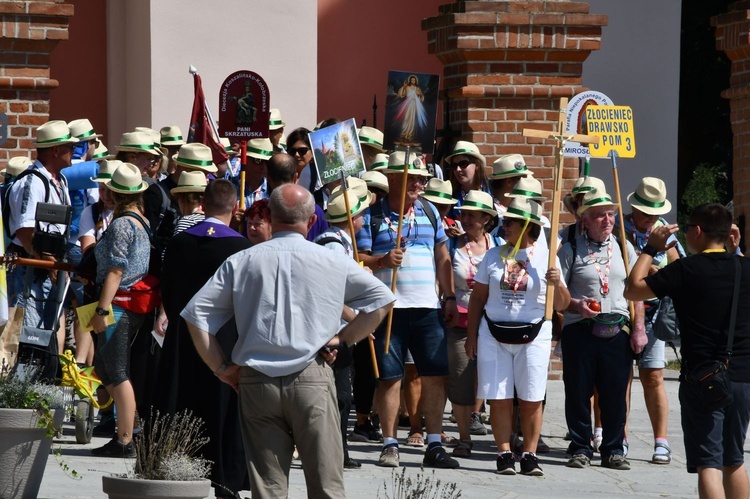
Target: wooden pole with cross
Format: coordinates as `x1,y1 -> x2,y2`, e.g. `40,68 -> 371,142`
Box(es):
522,97 -> 600,320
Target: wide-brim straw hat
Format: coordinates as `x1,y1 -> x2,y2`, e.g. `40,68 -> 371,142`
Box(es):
506,176 -> 545,201
503,197 -> 544,227
324,189 -> 373,222
219,137 -> 239,157
489,154 -> 533,179
382,151 -> 431,177
627,177 -> 672,216
6,156 -> 33,177
370,153 -> 389,171
421,178 -> 457,205
105,162 -> 148,194
572,176 -> 605,196
358,126 -> 385,152
455,190 -> 497,216
172,143 -> 218,173
117,131 -> 161,156
279,134 -> 287,150
577,187 -> 616,216
91,159 -> 121,183
360,171 -> 389,194
170,170 -> 208,195
160,125 -> 186,147
331,177 -> 370,203
91,141 -> 112,162
444,140 -> 486,169
269,108 -> 286,130
246,138 -> 274,161
33,121 -> 79,149
68,118 -> 102,141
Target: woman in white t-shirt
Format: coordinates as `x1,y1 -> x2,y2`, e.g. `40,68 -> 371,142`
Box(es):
465,197 -> 570,476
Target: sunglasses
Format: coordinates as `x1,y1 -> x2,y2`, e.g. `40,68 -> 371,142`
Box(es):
450,160 -> 473,169
501,218 -> 517,228
289,147 -> 310,157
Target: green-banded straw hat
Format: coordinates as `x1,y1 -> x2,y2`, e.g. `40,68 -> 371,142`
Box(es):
91,141 -> 112,162
444,140 -> 486,169
455,190 -> 497,216
117,131 -> 160,156
134,127 -> 162,149
160,125 -> 186,147
5,156 -> 33,177
324,189 -> 372,223
572,176 -> 605,196
489,154 -> 533,180
358,126 -> 385,152
360,171 -> 389,194
246,138 -> 274,161
33,121 -> 79,149
91,159 -> 121,183
170,170 -> 208,195
421,178 -> 457,205
68,118 -> 102,141
577,187 -> 616,216
279,134 -> 287,150
105,162 -> 148,194
269,108 -> 286,131
172,143 -> 218,173
383,151 -> 431,177
370,153 -> 389,171
219,137 -> 239,157
503,197 -> 544,227
506,176 -> 545,201
627,177 -> 671,216
330,177 -> 370,204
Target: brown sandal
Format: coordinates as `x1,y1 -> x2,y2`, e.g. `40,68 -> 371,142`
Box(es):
452,440 -> 473,458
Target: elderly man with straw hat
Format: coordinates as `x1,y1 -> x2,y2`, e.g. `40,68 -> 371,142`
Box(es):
558,187 -> 647,471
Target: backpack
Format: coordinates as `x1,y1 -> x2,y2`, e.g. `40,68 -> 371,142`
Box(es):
145,179 -> 179,255
3,169 -> 50,240
369,198 -> 439,246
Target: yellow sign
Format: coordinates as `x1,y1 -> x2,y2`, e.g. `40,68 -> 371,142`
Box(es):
585,105 -> 636,158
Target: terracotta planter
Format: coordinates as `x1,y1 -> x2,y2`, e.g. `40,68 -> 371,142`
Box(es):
102,475 -> 211,499
0,408 -> 62,499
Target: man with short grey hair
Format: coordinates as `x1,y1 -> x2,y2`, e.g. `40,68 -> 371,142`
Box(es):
183,184 -> 395,499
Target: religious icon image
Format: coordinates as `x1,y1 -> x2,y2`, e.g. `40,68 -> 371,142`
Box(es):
504,260 -> 529,293
218,70 -> 270,140
233,81 -> 258,125
310,118 -> 366,185
383,70 -> 439,154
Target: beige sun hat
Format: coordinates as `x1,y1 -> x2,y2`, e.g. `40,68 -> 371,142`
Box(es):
117,131 -> 160,156
5,156 -> 33,177
172,143 -> 218,173
68,118 -> 102,141
33,121 -> 79,149
324,189 -> 373,223
577,187 -> 616,216
503,197 -> 544,227
506,176 -> 545,201
170,170 -> 208,195
361,171 -> 389,194
269,108 -> 286,130
444,141 -> 486,169
358,126 -> 385,152
489,154 -> 533,179
160,125 -> 186,147
421,178 -> 457,205
627,177 -> 672,216
382,151 -> 431,177
370,153 -> 389,171
219,137 -> 239,157
91,159 -> 121,183
330,177 -> 370,203
91,141 -> 112,162
455,190 -> 497,217
246,138 -> 274,161
279,134 -> 287,150
105,162 -> 148,194
572,176 -> 605,196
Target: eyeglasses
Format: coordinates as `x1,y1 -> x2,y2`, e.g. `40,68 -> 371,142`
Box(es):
450,160 -> 473,169
289,147 -> 310,157
407,175 -> 428,185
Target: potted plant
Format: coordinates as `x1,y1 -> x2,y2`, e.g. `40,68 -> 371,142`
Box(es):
101,409 -> 212,499
0,372 -> 66,499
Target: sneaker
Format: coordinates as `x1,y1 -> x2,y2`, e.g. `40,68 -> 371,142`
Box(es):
566,453 -> 590,468
423,445 -> 460,469
349,421 -> 383,442
496,452 -> 516,475
592,434 -> 603,453
602,454 -> 630,470
93,412 -> 116,437
91,438 -> 135,458
377,446 -> 400,468
469,412 -> 487,436
520,453 -> 544,476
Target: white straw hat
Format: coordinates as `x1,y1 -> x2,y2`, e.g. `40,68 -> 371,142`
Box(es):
170,170 -> 208,195
246,138 -> 274,161
160,125 -> 186,147
420,178 -> 457,205
91,141 -> 112,162
5,156 -> 33,177
627,177 -> 672,216
506,176 -> 545,201
370,153 -> 389,171
358,126 -> 385,152
105,162 -> 148,194
68,118 -> 102,141
269,108 -> 286,130
382,151 -> 431,177
489,154 -> 533,179
172,143 -> 218,173
33,121 -> 79,149
577,187 -> 616,216
444,141 -> 486,169
361,171 -> 389,194
324,189 -> 372,223
330,177 -> 370,203
219,137 -> 239,157
503,197 -> 544,227
117,131 -> 160,156
91,159 -> 121,183
572,176 -> 605,195
455,190 -> 497,217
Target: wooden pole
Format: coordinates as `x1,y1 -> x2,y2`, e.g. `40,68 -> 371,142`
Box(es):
239,140 -> 247,209
610,150 -> 636,319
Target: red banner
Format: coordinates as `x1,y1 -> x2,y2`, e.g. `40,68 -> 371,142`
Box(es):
188,73 -> 229,165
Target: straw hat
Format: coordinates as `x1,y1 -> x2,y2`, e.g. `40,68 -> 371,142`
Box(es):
105,162 -> 148,194
91,141 -> 112,162
421,178 -> 457,205
358,126 -> 385,152
577,187 -> 616,216
160,125 -> 186,147
33,121 -> 79,149
134,127 -> 161,147
503,197 -> 544,226
117,131 -> 161,156
219,137 -> 239,157
172,143 -> 218,173
246,138 -> 274,161
324,190 -> 372,223
68,118 -> 102,141
455,190 -> 497,217
382,151 -> 431,177
370,153 -> 389,171
269,108 -> 286,130
279,134 -> 287,150
627,177 -> 672,216
488,154 -> 533,179
5,156 -> 33,177
506,176 -> 545,201
444,141 -> 486,170
330,177 -> 370,203
572,176 -> 605,195
91,159 -> 121,183
361,171 -> 389,194
170,170 -> 208,195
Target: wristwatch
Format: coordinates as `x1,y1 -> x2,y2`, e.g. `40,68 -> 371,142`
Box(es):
641,244 -> 658,257
95,307 -> 110,316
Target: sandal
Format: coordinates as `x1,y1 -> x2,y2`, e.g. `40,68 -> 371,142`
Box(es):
652,442 -> 672,464
452,439 -> 473,458
406,431 -> 424,447
441,433 -> 460,447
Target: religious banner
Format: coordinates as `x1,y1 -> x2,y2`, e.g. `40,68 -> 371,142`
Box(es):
310,118 -> 365,185
383,70 -> 440,154
563,90 -> 614,158
218,70 -> 270,140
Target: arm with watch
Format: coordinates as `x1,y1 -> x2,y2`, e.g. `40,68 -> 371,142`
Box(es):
89,267 -> 123,334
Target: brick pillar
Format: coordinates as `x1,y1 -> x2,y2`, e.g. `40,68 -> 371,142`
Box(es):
713,3 -> 750,238
0,1 -> 74,165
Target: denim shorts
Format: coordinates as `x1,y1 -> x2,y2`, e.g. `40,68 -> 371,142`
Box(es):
373,308 -> 448,380
638,304 -> 666,369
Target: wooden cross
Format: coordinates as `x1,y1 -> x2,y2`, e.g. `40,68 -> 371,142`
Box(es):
522,97 -> 600,320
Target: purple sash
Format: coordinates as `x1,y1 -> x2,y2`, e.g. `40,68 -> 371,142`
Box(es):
183,221 -> 244,239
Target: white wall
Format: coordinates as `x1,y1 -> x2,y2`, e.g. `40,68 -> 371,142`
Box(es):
583,0 -> 681,216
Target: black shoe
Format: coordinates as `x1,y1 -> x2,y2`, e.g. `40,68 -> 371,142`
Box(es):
520,453 -> 544,476
496,451 -> 516,475
344,454 -> 361,469
93,412 -> 116,437
349,421 -> 383,443
423,445 -> 460,469
91,438 -> 135,458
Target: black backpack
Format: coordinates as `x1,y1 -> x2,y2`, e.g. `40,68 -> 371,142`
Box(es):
2,169 -> 50,240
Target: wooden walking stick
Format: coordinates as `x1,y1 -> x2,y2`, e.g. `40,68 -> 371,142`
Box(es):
610,150 -> 636,319
239,140 -> 247,209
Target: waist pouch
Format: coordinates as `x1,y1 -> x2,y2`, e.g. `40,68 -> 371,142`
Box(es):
680,360 -> 733,412
112,274 -> 161,315
483,311 -> 545,344
590,314 -> 627,339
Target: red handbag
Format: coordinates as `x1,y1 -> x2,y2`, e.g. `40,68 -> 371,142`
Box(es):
112,274 -> 161,314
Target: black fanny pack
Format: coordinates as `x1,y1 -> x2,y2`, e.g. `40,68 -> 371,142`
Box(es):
483,311 -> 545,344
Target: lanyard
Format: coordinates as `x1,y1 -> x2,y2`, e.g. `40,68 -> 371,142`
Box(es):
384,206 -> 415,248
585,232 -> 612,296
501,242 -> 534,293
465,233 -> 489,280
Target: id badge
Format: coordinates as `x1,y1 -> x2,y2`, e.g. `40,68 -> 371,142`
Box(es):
401,252 -> 412,269
600,298 -> 612,314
